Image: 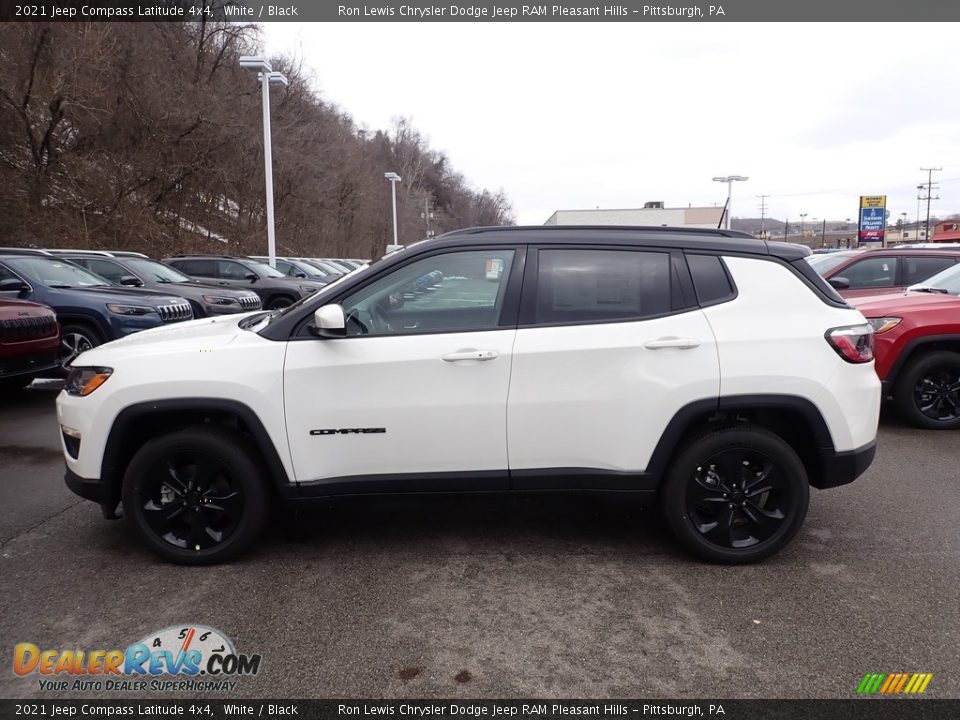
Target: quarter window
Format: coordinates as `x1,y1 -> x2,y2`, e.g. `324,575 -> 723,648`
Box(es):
687,254 -> 735,305
535,249 -> 671,324
339,249 -> 515,336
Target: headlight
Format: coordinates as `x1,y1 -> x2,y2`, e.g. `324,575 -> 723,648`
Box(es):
201,294 -> 238,305
867,317 -> 902,334
106,303 -> 154,316
298,285 -> 318,294
65,367 -> 113,396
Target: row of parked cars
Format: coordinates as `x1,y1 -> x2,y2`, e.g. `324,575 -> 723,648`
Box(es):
0,248 -> 365,389
807,246 -> 960,429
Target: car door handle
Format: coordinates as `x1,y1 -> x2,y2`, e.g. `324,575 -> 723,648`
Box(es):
643,337 -> 701,350
441,349 -> 499,362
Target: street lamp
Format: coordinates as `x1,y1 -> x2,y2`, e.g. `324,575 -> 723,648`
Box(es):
239,56 -> 288,268
799,212 -> 808,241
384,172 -> 402,248
712,175 -> 749,230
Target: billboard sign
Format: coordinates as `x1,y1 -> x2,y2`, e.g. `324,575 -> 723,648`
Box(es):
858,195 -> 886,245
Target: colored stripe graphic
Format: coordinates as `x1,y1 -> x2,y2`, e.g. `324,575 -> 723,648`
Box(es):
858,673 -> 932,695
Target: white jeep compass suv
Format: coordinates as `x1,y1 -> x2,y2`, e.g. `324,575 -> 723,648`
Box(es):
57,226 -> 879,565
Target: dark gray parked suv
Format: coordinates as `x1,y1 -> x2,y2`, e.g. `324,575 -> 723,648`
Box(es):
163,255 -> 325,310
60,254 -> 262,317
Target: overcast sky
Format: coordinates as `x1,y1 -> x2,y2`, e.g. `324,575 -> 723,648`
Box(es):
262,23 -> 960,227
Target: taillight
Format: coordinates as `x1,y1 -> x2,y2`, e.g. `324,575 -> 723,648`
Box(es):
825,324 -> 874,363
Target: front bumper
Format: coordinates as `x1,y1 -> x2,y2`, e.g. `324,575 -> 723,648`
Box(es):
64,466 -> 120,519
813,440 -> 877,489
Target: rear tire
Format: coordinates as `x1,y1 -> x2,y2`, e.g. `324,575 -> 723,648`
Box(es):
660,426 -> 809,564
121,425 -> 269,565
893,351 -> 960,430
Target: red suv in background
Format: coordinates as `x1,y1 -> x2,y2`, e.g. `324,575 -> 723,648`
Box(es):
851,261 -> 960,429
0,298 -> 61,391
807,248 -> 960,298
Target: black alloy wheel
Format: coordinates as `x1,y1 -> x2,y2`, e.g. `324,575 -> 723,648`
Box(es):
686,448 -> 791,549
661,426 -> 809,564
895,351 -> 960,430
122,426 -> 268,564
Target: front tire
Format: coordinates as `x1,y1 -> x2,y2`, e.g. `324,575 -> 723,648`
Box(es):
60,323 -> 103,371
893,350 -> 960,429
660,426 -> 810,564
266,296 -> 294,310
121,426 -> 269,565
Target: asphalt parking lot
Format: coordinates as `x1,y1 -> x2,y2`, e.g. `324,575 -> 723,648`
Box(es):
1,383 -> 958,700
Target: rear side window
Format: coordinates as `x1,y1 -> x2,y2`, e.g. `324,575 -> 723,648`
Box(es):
535,249 -> 671,324
903,256 -> 957,286
687,254 -> 735,305
173,259 -> 215,277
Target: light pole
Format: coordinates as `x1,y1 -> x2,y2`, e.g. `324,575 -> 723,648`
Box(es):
799,212 -> 808,243
239,56 -> 288,269
384,172 -> 402,248
899,212 -> 907,244
712,175 -> 749,230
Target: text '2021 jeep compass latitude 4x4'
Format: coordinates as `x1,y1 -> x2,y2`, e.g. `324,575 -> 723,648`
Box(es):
57,227 -> 879,565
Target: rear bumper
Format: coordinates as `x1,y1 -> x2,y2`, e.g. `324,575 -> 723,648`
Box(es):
813,440 -> 877,489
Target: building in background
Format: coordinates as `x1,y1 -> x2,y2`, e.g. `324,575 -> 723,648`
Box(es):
544,202 -> 724,228
932,221 -> 960,242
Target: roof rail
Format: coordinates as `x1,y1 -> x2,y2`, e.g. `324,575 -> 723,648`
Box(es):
440,225 -> 757,240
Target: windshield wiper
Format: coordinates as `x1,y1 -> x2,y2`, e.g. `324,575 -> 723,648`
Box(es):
48,283 -> 72,289
911,286 -> 949,294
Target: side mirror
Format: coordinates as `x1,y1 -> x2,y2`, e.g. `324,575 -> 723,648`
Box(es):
119,275 -> 143,287
294,272 -> 308,279
244,272 -> 258,281
0,278 -> 27,293
828,276 -> 851,290
310,304 -> 346,338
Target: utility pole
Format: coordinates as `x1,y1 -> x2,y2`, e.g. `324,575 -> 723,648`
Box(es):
920,167 -> 941,241
756,194 -> 770,238
784,218 -> 789,242
821,218 -> 827,247
420,196 -> 435,238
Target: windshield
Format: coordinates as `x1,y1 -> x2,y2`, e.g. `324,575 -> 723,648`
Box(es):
125,258 -> 191,283
8,257 -> 111,288
910,263 -> 960,295
246,260 -> 286,278
805,252 -> 860,274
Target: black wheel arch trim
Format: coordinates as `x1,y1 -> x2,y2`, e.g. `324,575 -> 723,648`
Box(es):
645,394 -> 870,490
883,334 -> 960,393
99,398 -> 295,505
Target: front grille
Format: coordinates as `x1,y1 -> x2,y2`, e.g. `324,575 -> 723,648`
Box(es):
157,302 -> 193,323
238,295 -> 262,310
0,315 -> 58,342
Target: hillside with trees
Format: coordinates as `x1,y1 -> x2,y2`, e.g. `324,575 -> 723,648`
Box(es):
0,22 -> 514,260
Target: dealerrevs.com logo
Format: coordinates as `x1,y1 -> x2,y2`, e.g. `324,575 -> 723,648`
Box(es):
13,625 -> 262,693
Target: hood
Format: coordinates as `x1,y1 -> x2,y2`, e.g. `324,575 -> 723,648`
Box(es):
0,298 -> 54,316
849,290 -> 960,315
60,286 -> 186,305
74,312 -> 260,365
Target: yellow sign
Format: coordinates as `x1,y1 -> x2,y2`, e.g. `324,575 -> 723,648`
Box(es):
860,195 -> 887,209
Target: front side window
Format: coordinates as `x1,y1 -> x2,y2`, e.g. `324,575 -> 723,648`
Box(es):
339,249 -> 515,336
218,260 -> 253,280
534,249 -> 671,324
840,257 -> 898,288
85,259 -> 127,284
174,259 -> 215,277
